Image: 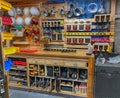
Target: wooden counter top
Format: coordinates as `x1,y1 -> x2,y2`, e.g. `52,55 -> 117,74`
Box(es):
7,50 -> 94,59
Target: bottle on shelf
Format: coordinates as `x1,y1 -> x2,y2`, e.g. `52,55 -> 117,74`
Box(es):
79,84 -> 82,94
75,84 -> 79,94
81,83 -> 87,94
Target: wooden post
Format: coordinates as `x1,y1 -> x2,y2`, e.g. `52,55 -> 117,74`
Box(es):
87,57 -> 94,98
110,0 -> 116,32
0,33 -> 9,98
110,0 -> 116,52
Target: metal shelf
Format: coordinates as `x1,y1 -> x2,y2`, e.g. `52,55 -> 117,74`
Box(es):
64,32 -> 114,36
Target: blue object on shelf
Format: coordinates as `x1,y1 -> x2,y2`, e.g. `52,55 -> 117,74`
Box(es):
4,59 -> 13,71
61,86 -> 72,92
47,0 -> 65,4
22,82 -> 27,86
14,25 -> 24,29
87,3 -> 98,14
66,0 -> 106,19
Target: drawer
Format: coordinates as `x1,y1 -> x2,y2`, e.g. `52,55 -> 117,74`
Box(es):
64,61 -> 76,67
52,60 -> 65,66
27,58 -> 35,63
64,61 -> 87,68
28,58 -> 45,64
45,59 -> 53,65
45,59 -> 65,66
77,61 -> 88,68
38,59 -> 45,65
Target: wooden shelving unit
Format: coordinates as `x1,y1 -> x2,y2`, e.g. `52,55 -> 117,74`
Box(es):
8,58 -> 28,87
1,0 -> 117,98
7,51 -> 94,98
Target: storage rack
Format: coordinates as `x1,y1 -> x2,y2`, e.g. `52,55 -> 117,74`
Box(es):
4,0 -> 116,98
7,51 -> 94,98
0,1 -> 13,97
0,32 -> 5,98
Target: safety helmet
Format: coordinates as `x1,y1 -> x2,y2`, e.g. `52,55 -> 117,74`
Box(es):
16,17 -> 24,25
25,17 -> 32,25
30,7 -> 40,16
8,8 -> 16,17
23,7 -> 30,16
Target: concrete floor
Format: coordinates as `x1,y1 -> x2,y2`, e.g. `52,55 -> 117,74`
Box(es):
9,89 -> 65,98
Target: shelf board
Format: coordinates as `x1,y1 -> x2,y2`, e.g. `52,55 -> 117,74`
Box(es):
38,87 -> 50,90
29,75 -> 87,82
30,86 -> 50,92
13,41 -> 30,45
29,75 -> 39,77
64,32 -> 114,36
9,73 -> 27,77
9,79 -> 27,82
30,86 -> 37,89
36,75 -> 45,78
29,69 -> 38,71
13,36 -> 25,38
46,76 -> 55,79
11,68 -> 27,71
29,75 -> 55,79
60,84 -> 73,87
37,87 -> 44,90
45,41 -> 64,45
77,79 -> 88,82
9,83 -> 28,88
60,91 -> 87,97
59,78 -> 87,82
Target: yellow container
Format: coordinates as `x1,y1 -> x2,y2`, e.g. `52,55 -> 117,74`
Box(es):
4,47 -> 19,55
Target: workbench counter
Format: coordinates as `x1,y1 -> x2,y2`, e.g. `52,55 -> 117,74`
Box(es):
7,50 -> 94,59
6,50 -> 94,98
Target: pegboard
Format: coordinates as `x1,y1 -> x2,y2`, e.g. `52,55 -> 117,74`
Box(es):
66,0 -> 109,18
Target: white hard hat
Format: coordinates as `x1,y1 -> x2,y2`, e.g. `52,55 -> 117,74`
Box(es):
23,7 -> 30,16
25,17 -> 31,25
16,17 -> 24,25
16,7 -> 23,16
8,8 -> 16,17
30,6 -> 40,16
11,17 -> 16,25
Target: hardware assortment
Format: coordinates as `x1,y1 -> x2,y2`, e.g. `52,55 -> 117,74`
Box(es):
4,0 -> 115,98
8,57 -> 88,96
4,0 -> 113,53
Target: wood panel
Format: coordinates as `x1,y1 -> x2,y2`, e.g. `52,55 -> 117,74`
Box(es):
7,52 -> 94,98
7,50 -> 94,59
9,0 -> 47,7
0,34 -> 9,98
110,0 -> 116,32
